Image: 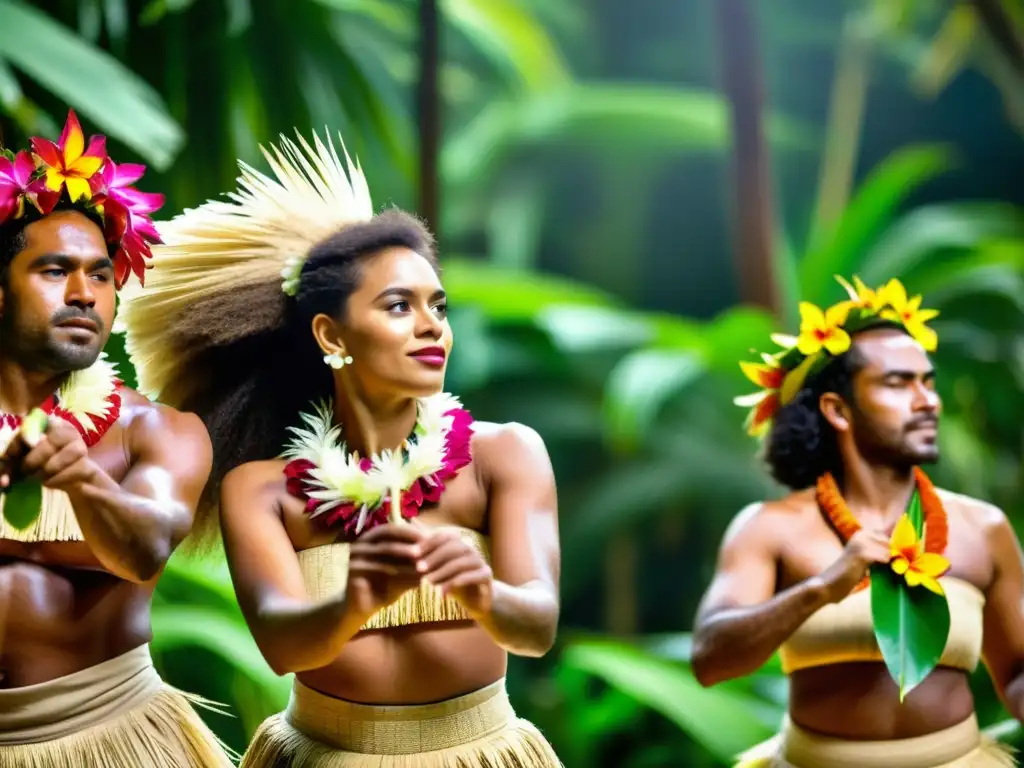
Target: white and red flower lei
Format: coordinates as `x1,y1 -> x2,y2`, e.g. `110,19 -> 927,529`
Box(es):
282,393 -> 474,539
0,355 -> 122,452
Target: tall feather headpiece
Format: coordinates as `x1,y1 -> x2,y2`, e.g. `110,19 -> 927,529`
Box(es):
116,129 -> 374,401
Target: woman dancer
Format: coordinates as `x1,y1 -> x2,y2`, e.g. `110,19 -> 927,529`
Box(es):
118,132 -> 563,767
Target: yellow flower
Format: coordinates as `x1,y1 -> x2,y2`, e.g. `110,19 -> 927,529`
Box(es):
889,514 -> 950,595
877,279 -> 940,352
835,274 -> 886,312
797,302 -> 852,356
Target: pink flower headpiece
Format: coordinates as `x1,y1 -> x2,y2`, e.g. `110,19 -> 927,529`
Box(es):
0,109 -> 164,289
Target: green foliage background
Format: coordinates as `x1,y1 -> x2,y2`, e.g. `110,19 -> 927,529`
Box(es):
2,1 -> 1023,765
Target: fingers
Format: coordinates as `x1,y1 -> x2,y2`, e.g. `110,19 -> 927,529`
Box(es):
350,540 -> 423,567
416,537 -> 468,574
417,529 -> 460,558
348,559 -> 421,578
356,523 -> 425,545
424,553 -> 483,586
435,566 -> 492,594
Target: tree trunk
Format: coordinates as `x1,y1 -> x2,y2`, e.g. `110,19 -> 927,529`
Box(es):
417,0 -> 442,238
714,0 -> 782,318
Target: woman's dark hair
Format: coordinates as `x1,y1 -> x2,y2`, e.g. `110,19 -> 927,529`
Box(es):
160,207 -> 437,547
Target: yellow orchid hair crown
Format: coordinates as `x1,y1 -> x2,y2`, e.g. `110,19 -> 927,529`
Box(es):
735,275 -> 939,437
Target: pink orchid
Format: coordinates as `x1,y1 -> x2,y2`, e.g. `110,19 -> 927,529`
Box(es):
92,158 -> 164,288
0,151 -> 36,222
31,110 -> 107,203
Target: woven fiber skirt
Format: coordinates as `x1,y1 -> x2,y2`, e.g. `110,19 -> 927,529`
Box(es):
736,714 -> 1017,768
0,643 -> 234,767
241,677 -> 562,767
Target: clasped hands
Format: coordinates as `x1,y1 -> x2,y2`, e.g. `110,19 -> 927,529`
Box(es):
0,416 -> 95,492
346,523 -> 494,619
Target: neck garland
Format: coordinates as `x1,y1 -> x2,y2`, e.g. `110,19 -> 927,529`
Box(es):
816,467 -> 949,592
282,392 -> 474,540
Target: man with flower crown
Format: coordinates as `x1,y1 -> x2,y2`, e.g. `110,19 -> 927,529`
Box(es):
690,276 -> 1024,767
0,111 -> 232,766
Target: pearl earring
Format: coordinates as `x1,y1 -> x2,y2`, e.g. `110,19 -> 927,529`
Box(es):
323,352 -> 353,370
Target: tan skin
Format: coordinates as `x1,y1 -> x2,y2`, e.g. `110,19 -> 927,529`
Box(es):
0,211 -> 211,687
692,328 -> 1024,739
220,246 -> 561,705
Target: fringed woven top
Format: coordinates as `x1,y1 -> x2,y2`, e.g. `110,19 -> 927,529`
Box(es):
0,490 -> 83,543
779,576 -> 985,674
296,526 -> 490,631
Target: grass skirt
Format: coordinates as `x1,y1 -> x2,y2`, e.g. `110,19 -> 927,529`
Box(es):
240,677 -> 562,767
736,714 -> 1017,768
0,643 -> 234,767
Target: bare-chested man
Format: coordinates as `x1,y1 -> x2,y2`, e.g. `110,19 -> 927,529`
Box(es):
0,111 -> 232,767
692,277 -> 1023,767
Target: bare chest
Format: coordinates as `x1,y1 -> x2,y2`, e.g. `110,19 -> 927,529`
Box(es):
777,508 -> 993,593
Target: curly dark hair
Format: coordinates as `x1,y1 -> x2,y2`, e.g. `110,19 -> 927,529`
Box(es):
155,208 -> 437,549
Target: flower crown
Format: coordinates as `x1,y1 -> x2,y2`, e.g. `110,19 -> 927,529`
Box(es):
735,275 -> 940,436
0,109 -> 163,289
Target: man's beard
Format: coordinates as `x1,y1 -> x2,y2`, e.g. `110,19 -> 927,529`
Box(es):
851,406 -> 940,469
0,301 -> 104,373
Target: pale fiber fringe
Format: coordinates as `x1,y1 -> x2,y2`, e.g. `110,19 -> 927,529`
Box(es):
0,688 -> 237,768
735,733 -> 1017,767
240,715 -> 562,768
116,129 -> 374,404
296,529 -> 490,631
0,488 -> 83,542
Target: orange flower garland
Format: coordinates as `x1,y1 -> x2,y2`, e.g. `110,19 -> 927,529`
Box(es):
815,467 -> 948,592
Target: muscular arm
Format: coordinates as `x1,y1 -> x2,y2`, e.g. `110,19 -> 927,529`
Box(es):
472,424 -> 560,657
979,509 -> 1024,721
691,504 -> 830,687
64,407 -> 210,583
220,464 -> 397,676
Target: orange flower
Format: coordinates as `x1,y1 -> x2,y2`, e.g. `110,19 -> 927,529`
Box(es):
889,515 -> 950,595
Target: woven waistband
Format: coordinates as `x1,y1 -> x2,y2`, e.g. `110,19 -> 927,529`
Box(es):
782,714 -> 983,768
286,678 -> 515,754
0,644 -> 163,745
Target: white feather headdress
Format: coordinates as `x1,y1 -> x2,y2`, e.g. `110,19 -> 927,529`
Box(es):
117,129 -> 374,400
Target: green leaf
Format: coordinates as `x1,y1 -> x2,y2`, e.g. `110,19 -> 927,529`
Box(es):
0,0 -> 184,170
444,85 -> 816,191
908,488 -> 923,534
800,144 -> 954,304
2,476 -> 43,530
442,257 -> 620,321
150,605 -> 291,707
441,0 -> 570,91
602,350 -> 705,453
870,565 -> 951,700
561,640 -> 778,763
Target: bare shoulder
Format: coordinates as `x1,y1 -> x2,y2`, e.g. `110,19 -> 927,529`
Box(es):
221,459 -> 288,506
720,489 -> 813,550
471,421 -> 552,480
117,387 -> 210,449
937,487 -> 1007,535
